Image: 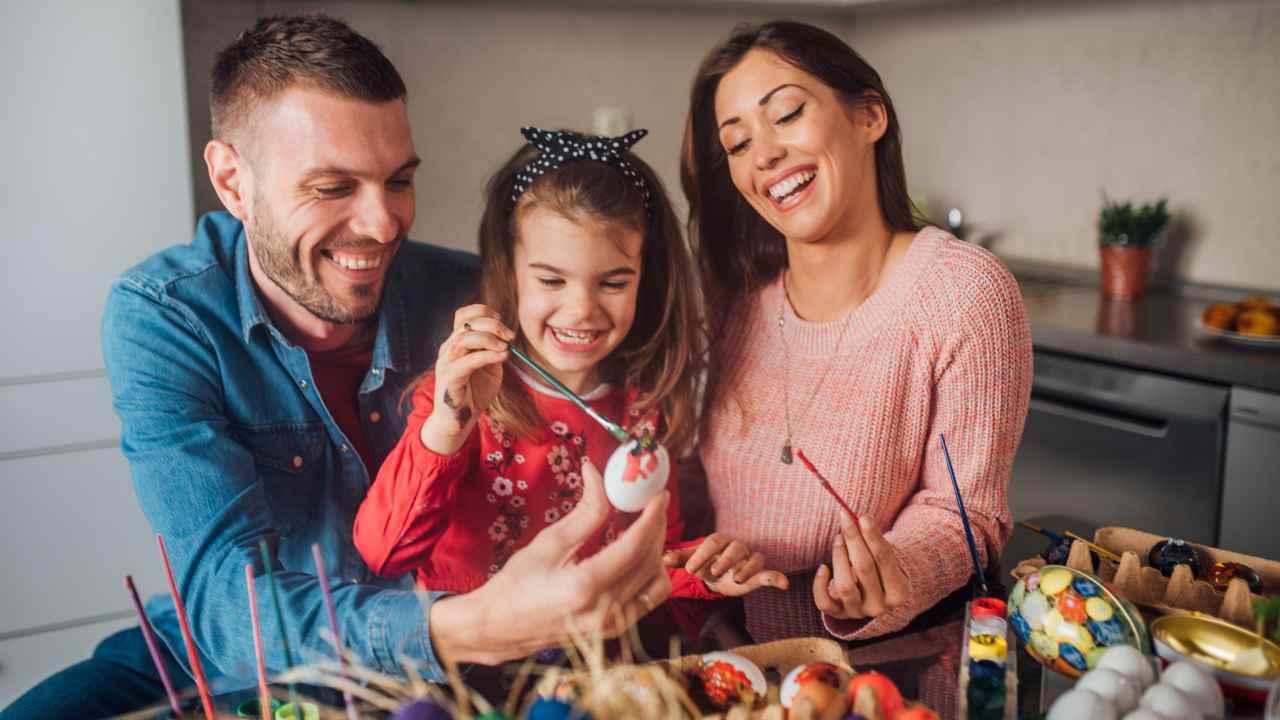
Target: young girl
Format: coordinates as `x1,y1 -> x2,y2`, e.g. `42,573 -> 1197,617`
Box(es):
354,127 -> 786,618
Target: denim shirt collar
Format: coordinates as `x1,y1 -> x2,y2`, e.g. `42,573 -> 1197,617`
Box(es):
232,227 -> 411,379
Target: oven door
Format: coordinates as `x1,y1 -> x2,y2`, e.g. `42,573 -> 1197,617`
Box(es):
1003,351 -> 1228,572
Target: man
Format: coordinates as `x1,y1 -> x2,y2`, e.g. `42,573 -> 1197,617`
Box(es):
2,15 -> 669,720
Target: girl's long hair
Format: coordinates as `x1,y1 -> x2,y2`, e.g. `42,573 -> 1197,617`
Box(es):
465,137 -> 704,456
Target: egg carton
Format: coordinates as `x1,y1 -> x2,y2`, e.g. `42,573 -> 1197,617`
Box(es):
1011,526 -> 1279,631
536,637 -> 855,719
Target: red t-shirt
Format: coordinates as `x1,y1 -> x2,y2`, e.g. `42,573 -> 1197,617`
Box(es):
307,343 -> 375,475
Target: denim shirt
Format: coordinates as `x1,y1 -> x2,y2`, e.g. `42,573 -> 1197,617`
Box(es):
101,211 -> 476,688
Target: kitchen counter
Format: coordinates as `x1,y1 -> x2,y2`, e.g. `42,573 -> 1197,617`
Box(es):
1013,270 -> 1280,393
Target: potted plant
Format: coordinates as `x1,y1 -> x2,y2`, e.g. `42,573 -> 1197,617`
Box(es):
1098,196 -> 1169,299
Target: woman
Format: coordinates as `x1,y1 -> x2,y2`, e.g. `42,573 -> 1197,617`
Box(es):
680,21 -> 1033,647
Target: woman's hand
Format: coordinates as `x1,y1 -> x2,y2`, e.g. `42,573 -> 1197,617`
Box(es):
430,458 -> 672,665
421,305 -> 514,454
813,514 -> 909,620
663,533 -> 789,597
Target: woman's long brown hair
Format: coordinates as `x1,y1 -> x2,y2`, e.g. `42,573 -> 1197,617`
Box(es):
464,139 -> 704,457
681,21 -> 925,415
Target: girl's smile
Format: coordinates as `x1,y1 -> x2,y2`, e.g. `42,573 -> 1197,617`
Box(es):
514,207 -> 643,394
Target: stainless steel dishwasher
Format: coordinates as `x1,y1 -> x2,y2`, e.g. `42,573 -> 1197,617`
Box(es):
1219,387 -> 1280,560
1003,351 -> 1229,572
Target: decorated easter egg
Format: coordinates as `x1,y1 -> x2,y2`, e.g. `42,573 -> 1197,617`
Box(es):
845,671 -> 904,716
1160,661 -> 1225,719
1148,538 -> 1202,578
1007,565 -> 1148,678
780,662 -> 848,708
699,652 -> 766,709
1096,645 -> 1158,689
1077,668 -> 1141,714
1138,684 -> 1200,720
1207,561 -> 1264,593
791,680 -> 845,719
275,702 -> 321,720
1047,688 -> 1118,720
525,697 -> 591,720
603,438 -> 669,512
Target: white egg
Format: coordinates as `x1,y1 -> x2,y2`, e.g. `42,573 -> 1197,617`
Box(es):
603,439 -> 669,512
700,651 -> 767,694
1097,645 -> 1158,689
1120,709 -> 1166,720
1078,668 -> 1142,714
1048,688 -> 1118,720
1160,662 -> 1224,720
1139,684 -> 1201,720
779,662 -> 848,708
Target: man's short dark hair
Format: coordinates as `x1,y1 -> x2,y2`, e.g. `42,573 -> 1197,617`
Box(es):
210,14 -> 407,142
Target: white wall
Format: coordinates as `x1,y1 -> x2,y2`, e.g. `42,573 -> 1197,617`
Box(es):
0,0 -> 193,705
845,0 -> 1280,290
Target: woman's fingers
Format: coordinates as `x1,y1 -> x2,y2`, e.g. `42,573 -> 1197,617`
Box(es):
840,514 -> 885,616
860,517 -> 909,609
829,533 -> 864,617
812,564 -> 841,615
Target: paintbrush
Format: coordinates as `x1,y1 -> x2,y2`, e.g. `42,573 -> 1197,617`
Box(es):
312,543 -> 359,720
156,534 -> 217,719
244,564 -> 272,720
1018,520 -> 1065,543
1020,521 -> 1120,563
939,434 -> 989,597
506,343 -> 629,443
258,539 -> 300,707
793,448 -> 859,522
124,575 -> 182,717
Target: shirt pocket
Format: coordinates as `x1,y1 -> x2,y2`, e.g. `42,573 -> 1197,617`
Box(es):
234,423 -> 327,536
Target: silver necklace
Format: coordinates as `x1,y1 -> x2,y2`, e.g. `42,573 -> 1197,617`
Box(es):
777,272 -> 855,464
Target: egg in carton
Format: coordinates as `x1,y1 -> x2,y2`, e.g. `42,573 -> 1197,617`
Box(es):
1012,526 -> 1278,632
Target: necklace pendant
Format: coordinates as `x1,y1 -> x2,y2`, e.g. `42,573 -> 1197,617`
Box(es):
781,442 -> 793,465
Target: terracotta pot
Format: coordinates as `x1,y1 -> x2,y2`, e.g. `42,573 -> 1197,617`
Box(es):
1100,245 -> 1152,300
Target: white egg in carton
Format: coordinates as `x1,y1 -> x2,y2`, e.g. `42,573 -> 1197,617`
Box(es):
1048,646 -> 1224,720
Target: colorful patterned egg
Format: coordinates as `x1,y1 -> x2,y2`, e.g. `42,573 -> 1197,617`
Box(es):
698,652 -> 765,709
603,439 -> 669,512
779,662 -> 848,708
1007,565 -> 1149,678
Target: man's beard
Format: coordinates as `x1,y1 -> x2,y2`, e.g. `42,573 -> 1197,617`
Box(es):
247,203 -> 397,325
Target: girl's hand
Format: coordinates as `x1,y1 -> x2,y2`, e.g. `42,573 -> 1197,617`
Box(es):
421,304 -> 514,454
812,514 -> 910,621
663,533 -> 789,597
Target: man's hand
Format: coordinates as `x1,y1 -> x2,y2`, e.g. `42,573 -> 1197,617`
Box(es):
429,457 -> 671,665
663,533 -> 788,597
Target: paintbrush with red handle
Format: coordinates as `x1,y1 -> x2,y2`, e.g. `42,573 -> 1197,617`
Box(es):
794,448 -> 859,523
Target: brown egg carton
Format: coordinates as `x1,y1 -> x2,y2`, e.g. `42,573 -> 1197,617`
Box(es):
1010,526 -> 1279,630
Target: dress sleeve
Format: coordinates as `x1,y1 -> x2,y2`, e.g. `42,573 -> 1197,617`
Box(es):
353,374 -> 478,578
823,255 -> 1033,640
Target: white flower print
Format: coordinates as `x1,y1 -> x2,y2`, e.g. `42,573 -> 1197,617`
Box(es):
485,493 -> 497,504
564,472 -> 582,490
560,500 -> 575,514
544,508 -> 561,523
550,421 -> 569,437
515,454 -> 525,464
517,480 -> 528,490
572,435 -> 584,446
519,516 -> 529,528
488,520 -> 508,541
511,496 -> 525,508
492,477 -> 514,496
486,450 -> 505,464
547,445 -> 570,472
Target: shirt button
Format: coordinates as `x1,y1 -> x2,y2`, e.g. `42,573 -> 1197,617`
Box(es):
371,368 -> 381,376
292,455 -> 304,469
369,411 -> 382,423
340,444 -> 350,453
297,380 -> 309,389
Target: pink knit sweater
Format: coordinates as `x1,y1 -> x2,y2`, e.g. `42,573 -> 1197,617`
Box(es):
699,227 -> 1033,642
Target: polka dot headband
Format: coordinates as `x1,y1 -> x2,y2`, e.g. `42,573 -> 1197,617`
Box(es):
511,127 -> 653,216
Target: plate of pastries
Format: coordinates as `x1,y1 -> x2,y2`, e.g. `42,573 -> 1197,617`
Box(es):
1199,296 -> 1280,346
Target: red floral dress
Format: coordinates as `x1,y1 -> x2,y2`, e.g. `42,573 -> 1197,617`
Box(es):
354,371 -> 715,602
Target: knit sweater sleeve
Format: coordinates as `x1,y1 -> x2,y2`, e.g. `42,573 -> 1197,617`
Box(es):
353,374 -> 478,578
823,247 -> 1033,640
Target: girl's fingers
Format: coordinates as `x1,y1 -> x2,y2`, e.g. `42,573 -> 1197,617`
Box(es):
450,329 -> 511,355
440,350 -> 509,387
740,570 -> 789,593
732,553 -> 765,583
683,534 -> 729,577
709,541 -> 750,577
663,548 -> 694,568
457,315 -> 515,342
453,304 -> 503,331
